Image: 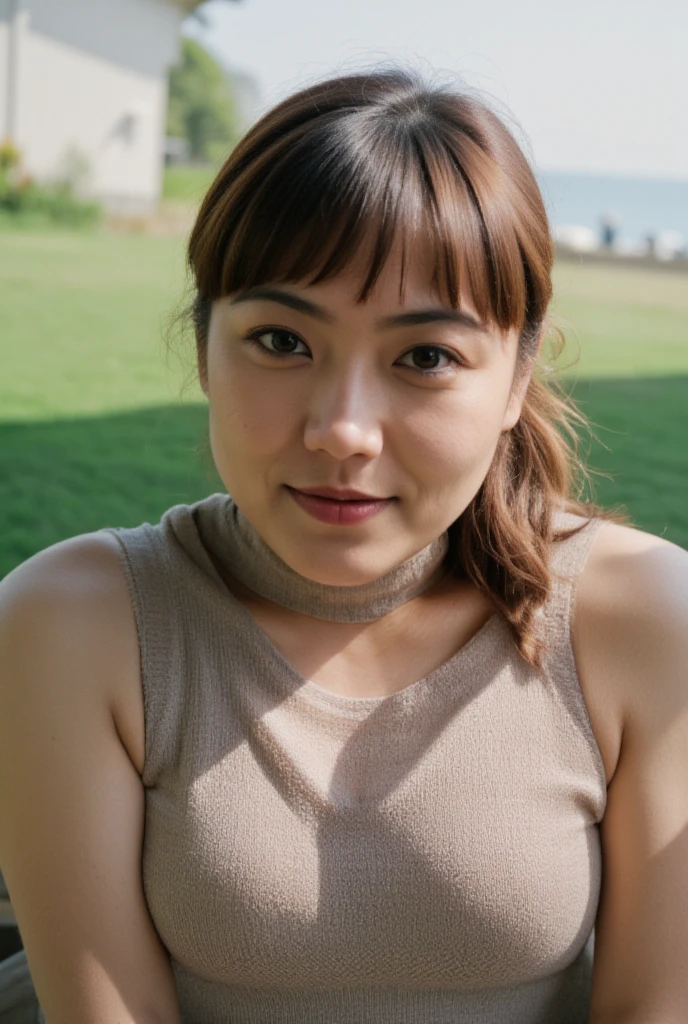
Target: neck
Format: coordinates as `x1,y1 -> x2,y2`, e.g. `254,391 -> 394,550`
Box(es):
212,496 -> 452,623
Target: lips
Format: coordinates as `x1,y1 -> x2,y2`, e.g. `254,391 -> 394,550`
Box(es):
285,486 -> 393,525
292,486 -> 386,501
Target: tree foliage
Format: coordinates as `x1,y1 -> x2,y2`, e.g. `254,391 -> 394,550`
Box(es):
166,36 -> 239,164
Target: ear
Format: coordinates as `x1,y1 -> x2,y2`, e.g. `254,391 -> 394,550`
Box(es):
500,330 -> 544,432
501,371 -> 531,432
196,335 -> 209,397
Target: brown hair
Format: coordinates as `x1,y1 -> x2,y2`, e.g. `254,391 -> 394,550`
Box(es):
172,65 -> 631,671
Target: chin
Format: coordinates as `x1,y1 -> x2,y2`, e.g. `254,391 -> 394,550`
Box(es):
285,548 -> 389,588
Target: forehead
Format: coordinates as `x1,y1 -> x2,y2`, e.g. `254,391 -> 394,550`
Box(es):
289,231 -> 481,318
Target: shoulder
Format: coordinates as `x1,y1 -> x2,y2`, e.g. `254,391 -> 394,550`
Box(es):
574,517 -> 688,646
1,530 -> 130,611
572,518 -> 688,763
0,531 -> 138,709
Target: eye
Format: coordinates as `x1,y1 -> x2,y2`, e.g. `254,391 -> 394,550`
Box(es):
397,345 -> 463,375
245,327 -> 310,359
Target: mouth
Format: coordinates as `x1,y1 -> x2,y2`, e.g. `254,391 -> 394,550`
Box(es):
289,485 -> 390,502
285,485 -> 394,525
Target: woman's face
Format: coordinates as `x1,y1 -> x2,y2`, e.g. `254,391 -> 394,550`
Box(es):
201,241 -> 532,586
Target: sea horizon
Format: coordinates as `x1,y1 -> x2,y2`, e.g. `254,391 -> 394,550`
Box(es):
536,170 -> 688,251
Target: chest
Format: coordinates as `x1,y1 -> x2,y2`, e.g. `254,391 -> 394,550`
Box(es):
211,567 -> 621,786
114,572 -> 621,788
236,582 -> 497,699
142,654 -> 605,993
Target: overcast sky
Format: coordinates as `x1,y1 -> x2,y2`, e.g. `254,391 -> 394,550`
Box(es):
186,0 -> 687,181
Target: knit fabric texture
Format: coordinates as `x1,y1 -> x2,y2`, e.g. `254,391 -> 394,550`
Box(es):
101,492 -> 607,1024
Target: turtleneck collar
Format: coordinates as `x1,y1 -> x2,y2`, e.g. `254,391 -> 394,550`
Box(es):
214,495 -> 451,623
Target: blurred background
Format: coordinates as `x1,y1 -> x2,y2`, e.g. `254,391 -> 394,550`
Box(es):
0,0 -> 686,990
1,0 -> 687,592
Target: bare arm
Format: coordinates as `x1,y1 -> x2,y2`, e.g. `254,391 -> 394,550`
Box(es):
576,527 -> 688,1023
0,536 -> 182,1024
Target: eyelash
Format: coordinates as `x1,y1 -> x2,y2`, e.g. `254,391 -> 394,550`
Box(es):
243,327 -> 464,376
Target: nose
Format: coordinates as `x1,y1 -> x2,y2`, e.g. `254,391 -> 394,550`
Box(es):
302,364 -> 384,461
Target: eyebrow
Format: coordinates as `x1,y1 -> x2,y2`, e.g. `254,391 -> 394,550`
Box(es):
227,285 -> 489,334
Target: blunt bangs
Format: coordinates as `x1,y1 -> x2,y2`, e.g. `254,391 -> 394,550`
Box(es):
190,71 -> 553,339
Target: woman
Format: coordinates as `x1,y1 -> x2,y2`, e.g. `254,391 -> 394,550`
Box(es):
1,67 -> 687,1024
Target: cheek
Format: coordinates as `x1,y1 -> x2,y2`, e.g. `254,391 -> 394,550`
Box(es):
208,358 -> 300,459
399,380 -> 506,474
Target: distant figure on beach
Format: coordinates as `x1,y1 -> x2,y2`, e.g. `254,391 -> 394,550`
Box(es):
600,211 -> 619,249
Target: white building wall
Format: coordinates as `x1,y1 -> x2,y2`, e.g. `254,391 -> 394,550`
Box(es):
0,15 -> 9,140
1,0 -> 187,213
19,32 -> 170,212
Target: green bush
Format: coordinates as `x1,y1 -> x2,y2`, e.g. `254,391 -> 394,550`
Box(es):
0,169 -> 102,229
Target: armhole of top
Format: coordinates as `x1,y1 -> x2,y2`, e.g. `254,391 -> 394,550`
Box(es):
547,515 -> 609,812
98,524 -> 174,789
558,517 -> 607,628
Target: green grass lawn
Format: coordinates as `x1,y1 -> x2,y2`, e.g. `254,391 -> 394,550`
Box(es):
1,227 -> 687,579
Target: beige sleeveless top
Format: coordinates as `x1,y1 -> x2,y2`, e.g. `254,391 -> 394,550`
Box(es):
101,492 -> 606,1024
